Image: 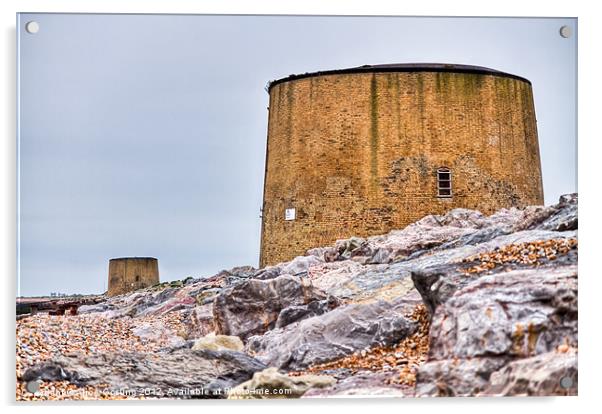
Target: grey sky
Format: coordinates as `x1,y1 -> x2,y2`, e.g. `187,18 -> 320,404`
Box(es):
17,14 -> 577,296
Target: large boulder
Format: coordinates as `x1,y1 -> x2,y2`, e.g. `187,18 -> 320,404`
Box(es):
484,349 -> 577,396
213,275 -> 328,340
246,298 -> 418,371
22,348 -> 266,399
228,367 -> 335,399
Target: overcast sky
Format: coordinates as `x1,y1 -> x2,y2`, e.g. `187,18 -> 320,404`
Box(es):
17,14 -> 576,296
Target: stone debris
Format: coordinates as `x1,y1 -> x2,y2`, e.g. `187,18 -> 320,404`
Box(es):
462,238 -> 577,274
16,312 -> 186,400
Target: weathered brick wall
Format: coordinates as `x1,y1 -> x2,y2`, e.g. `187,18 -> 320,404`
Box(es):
107,257 -> 159,296
260,71 -> 543,267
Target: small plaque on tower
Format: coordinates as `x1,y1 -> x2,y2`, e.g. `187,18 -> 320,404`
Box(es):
285,208 -> 296,221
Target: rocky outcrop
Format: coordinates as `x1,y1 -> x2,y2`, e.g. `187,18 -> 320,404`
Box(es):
19,194 -> 578,400
213,274 -> 329,340
411,231 -> 577,314
77,265 -> 256,320
228,367 -> 335,399
430,266 -> 576,360
246,298 -> 418,371
22,348 -> 266,398
309,194 -> 578,266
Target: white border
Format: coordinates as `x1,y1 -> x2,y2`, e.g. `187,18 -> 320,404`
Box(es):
2,1 -> 598,412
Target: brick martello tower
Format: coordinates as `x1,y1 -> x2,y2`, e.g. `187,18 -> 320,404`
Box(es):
259,63 -> 544,267
107,257 -> 159,296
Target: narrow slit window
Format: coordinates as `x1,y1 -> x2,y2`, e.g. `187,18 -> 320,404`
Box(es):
437,168 -> 452,197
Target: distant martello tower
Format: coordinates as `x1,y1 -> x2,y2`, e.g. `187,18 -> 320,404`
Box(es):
107,257 -> 159,296
259,63 -> 544,267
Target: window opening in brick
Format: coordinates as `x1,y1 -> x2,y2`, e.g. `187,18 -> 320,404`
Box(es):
437,168 -> 452,197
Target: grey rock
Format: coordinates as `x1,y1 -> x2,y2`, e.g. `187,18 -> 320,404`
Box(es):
77,302 -> 111,314
195,288 -> 221,305
275,296 -> 340,328
305,247 -> 334,260
208,266 -> 258,288
435,226 -> 513,251
318,194 -> 577,268
303,371 -> 412,398
181,304 -> 214,340
22,348 -> 266,399
323,247 -> 339,262
246,299 -> 418,371
533,193 -> 578,232
415,357 -> 510,397
335,237 -> 368,260
213,275 -> 328,340
281,255 -> 323,276
420,208 -> 489,229
253,265 -> 282,280
406,229 -> 577,273
313,262 -> 411,301
214,265 -> 257,279
131,316 -> 187,348
367,247 -> 394,264
484,350 -> 578,396
414,264 -> 577,397
312,229 -> 575,304
426,266 -> 577,361
228,367 -> 336,399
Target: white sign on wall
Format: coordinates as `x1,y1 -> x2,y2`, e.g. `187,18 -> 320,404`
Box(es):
285,208 -> 296,221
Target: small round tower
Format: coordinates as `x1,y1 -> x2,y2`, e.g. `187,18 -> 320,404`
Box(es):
107,257 -> 159,296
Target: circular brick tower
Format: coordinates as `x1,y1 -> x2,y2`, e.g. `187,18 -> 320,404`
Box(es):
259,63 -> 544,267
107,257 -> 159,296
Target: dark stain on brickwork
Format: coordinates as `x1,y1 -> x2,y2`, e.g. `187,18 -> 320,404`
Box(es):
370,74 -> 379,187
